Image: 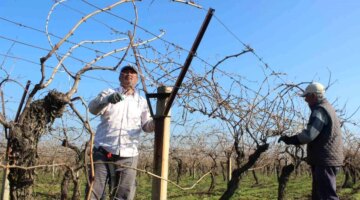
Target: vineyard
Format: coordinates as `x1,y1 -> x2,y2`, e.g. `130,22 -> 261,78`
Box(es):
1,142 -> 360,199
1,0 -> 360,200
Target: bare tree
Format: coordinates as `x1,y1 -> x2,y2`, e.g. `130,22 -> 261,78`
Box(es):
0,1 -> 163,199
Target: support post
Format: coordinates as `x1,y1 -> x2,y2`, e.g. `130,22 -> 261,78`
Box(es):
152,86 -> 172,200
1,80 -> 31,200
1,90 -> 9,200
227,157 -> 232,182
163,8 -> 214,116
149,8 -> 214,200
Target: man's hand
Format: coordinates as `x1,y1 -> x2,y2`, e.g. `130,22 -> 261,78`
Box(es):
278,135 -> 301,145
108,92 -> 124,104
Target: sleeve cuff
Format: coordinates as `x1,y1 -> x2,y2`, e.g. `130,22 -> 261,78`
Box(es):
289,135 -> 301,145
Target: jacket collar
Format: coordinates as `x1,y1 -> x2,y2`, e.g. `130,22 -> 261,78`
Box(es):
116,87 -> 139,98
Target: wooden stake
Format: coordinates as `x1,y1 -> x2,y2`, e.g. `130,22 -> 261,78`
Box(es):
227,157 -> 232,182
152,86 -> 172,200
1,89 -> 9,200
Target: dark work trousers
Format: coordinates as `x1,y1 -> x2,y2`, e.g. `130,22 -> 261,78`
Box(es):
86,148 -> 138,200
311,165 -> 340,200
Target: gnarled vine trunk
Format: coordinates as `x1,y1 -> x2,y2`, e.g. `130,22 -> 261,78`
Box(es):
277,164 -> 294,200
219,143 -> 269,200
8,90 -> 68,200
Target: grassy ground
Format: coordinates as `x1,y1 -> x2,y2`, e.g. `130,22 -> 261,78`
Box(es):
136,173 -> 311,200
1,170 -> 360,199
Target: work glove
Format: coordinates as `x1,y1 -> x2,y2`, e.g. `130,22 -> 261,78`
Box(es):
107,92 -> 124,104
278,135 -> 301,145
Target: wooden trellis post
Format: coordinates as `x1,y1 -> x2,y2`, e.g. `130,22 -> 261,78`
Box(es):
151,86 -> 172,200
148,8 -> 215,200
1,80 -> 31,200
227,157 -> 232,182
1,90 -> 9,200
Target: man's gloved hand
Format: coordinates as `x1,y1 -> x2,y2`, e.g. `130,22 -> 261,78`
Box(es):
278,135 -> 301,145
278,136 -> 290,144
108,92 -> 124,104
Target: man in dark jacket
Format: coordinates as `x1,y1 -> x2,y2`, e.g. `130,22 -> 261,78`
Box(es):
278,82 -> 343,200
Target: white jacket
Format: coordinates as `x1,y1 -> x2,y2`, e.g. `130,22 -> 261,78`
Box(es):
89,87 -> 154,157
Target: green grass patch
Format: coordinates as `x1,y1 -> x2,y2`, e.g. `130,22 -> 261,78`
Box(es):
1,169 -> 360,199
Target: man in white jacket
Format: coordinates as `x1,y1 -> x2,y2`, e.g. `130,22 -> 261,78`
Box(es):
87,65 -> 154,200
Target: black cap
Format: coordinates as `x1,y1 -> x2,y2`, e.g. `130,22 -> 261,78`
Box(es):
120,65 -> 138,74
